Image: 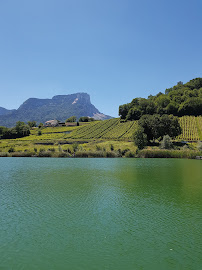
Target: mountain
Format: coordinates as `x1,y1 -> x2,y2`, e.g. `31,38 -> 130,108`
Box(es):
0,107 -> 15,116
0,93 -> 111,127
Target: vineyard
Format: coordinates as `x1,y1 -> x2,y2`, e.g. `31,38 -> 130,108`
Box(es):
65,116 -> 202,141
2,116 -> 202,144
177,116 -> 202,141
64,118 -> 138,140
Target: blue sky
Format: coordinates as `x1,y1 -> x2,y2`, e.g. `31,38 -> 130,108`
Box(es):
0,0 -> 201,117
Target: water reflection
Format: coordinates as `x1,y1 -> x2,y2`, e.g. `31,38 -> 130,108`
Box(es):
0,158 -> 201,270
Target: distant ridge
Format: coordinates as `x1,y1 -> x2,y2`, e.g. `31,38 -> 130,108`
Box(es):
0,93 -> 112,127
0,107 -> 15,116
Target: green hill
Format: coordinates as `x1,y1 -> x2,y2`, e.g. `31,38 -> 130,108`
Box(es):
119,78 -> 202,120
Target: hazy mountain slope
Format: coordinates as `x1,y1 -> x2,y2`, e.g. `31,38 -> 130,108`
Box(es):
0,107 -> 15,116
0,93 -> 111,127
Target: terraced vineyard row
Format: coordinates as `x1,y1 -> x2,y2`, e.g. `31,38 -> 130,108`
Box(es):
14,116 -> 202,142
65,119 -> 119,139
66,116 -> 202,141
177,116 -> 201,141
102,120 -> 137,140
65,118 -> 138,140
196,116 -> 202,140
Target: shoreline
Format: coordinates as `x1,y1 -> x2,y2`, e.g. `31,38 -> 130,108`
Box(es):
0,149 -> 201,159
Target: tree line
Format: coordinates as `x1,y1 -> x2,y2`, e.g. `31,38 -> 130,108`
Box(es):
133,114 -> 182,149
0,121 -> 30,139
119,78 -> 202,120
66,116 -> 95,122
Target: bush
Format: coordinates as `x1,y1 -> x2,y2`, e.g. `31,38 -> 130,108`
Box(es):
105,151 -> 118,158
110,144 -> 114,151
96,145 -> 102,151
72,143 -> 78,152
125,151 -> 135,158
121,148 -> 130,156
58,144 -> 63,152
48,148 -> 55,152
38,130 -> 42,136
38,123 -> 44,128
57,152 -> 70,158
38,151 -> 52,157
8,147 -> 15,153
197,141 -> 202,151
66,116 -> 76,122
160,135 -> 173,149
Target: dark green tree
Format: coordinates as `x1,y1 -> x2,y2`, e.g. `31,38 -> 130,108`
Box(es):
133,125 -> 147,149
28,121 -> 37,128
66,116 -> 77,122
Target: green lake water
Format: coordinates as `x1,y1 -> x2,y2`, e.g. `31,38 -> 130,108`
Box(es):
0,158 -> 201,270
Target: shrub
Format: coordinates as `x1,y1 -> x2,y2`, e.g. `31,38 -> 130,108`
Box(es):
121,148 -> 130,156
72,143 -> 78,152
38,151 -> 52,157
38,123 -> 44,128
58,144 -> 62,152
8,147 -> 15,153
38,130 -> 42,136
197,141 -> 202,151
66,116 -> 76,122
110,144 -> 114,151
105,151 -> 118,158
96,145 -> 102,151
67,148 -> 72,154
57,152 -> 70,158
48,148 -> 55,152
160,135 -> 173,149
125,151 -> 135,158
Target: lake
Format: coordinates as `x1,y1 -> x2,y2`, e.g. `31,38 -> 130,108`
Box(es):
0,158 -> 201,270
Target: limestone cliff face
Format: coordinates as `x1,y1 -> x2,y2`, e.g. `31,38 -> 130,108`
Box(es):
0,93 -> 111,127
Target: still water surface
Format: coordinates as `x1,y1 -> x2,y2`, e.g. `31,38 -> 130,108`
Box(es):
0,158 -> 201,270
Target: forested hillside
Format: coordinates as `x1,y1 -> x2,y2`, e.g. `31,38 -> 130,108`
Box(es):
119,78 -> 202,120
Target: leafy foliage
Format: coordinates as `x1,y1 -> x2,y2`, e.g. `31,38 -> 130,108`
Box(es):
66,116 -> 77,122
138,114 -> 181,142
28,121 -> 37,128
0,121 -> 30,139
160,135 -> 173,149
79,116 -> 95,122
119,78 -> 202,120
133,126 -> 147,149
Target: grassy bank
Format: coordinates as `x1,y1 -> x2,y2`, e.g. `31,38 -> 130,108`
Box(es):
0,147 -> 201,159
137,149 -> 202,159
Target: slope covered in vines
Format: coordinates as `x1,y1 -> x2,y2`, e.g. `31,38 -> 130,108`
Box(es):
65,116 -> 202,141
